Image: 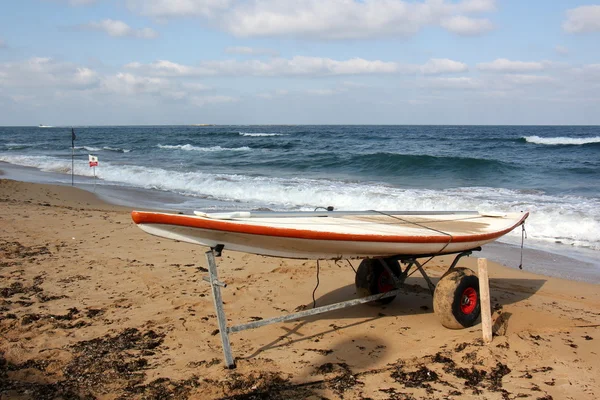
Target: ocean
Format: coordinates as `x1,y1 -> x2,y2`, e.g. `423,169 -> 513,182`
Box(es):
1,125 -> 599,279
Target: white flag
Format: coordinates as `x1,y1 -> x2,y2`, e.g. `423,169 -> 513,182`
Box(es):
89,154 -> 98,167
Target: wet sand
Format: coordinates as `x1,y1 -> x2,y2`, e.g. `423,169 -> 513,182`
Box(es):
1,178 -> 599,399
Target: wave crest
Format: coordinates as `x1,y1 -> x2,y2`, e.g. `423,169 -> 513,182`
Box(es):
0,153 -> 599,251
74,146 -> 101,152
524,136 -> 600,146
103,146 -> 131,153
157,144 -> 251,152
239,132 -> 285,137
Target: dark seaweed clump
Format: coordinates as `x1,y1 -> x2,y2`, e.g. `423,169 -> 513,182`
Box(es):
219,372 -> 316,400
1,328 -> 167,399
391,364 -> 439,393
64,327 -> 165,393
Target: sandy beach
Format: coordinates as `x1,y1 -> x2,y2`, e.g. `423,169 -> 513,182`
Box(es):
1,178 -> 599,399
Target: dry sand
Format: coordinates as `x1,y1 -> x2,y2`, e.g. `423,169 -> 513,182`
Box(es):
1,178 -> 599,399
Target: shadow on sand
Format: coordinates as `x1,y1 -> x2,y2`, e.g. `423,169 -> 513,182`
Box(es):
297,276 -> 547,320
237,275 -> 546,361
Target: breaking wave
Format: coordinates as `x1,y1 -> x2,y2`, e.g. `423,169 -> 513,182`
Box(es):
103,146 -> 131,153
74,146 -> 102,152
1,153 -> 599,252
523,136 -> 600,146
157,144 -> 251,152
239,132 -> 285,137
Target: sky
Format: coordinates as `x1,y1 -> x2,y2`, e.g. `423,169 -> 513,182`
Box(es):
0,0 -> 599,125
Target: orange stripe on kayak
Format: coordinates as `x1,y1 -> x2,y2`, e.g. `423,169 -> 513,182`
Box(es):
131,211 -> 528,244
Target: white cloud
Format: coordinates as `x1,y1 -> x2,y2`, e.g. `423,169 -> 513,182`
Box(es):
136,28 -> 158,39
225,46 -> 279,57
83,19 -> 158,39
190,95 -> 238,107
502,74 -> 556,85
101,72 -> 172,95
125,56 -> 471,77
571,64 -> 600,81
127,56 -> 400,76
423,76 -> 481,89
126,0 -> 233,18
420,58 -> 468,74
440,16 -> 494,36
477,58 -> 546,73
98,72 -> 216,101
563,5 -> 600,33
457,0 -> 496,13
133,60 -> 195,75
0,57 -> 101,89
73,67 -> 99,86
127,0 -> 498,39
0,57 -> 225,109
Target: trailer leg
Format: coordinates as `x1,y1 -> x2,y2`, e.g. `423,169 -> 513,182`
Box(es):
202,247 -> 481,367
446,247 -> 481,274
205,249 -> 235,368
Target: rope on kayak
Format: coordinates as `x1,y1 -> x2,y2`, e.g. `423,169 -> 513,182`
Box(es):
370,210 -> 454,254
345,259 -> 357,274
371,210 -> 455,276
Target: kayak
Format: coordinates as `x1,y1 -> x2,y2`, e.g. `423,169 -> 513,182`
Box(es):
131,210 -> 529,259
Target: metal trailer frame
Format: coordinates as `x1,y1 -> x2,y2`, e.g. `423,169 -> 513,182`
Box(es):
203,244 -> 481,369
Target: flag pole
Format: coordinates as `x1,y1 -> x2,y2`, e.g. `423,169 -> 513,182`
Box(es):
71,128 -> 76,186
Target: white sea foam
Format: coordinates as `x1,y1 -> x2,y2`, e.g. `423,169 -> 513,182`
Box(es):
524,136 -> 600,145
1,154 -> 599,252
103,146 -> 131,153
74,146 -> 102,152
239,132 -> 285,137
157,144 -> 251,152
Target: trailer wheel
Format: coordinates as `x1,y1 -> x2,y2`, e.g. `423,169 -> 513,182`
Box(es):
433,267 -> 480,329
355,258 -> 403,305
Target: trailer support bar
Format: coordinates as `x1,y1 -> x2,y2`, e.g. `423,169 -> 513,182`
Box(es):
206,248 -> 235,368
204,246 -> 479,368
205,249 -> 400,368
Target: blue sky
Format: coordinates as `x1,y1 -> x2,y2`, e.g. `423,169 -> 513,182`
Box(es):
1,0 -> 599,125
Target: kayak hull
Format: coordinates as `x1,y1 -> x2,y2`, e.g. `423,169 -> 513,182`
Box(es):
132,210 -> 529,259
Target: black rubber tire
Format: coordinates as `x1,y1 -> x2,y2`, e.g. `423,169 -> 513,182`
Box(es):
433,267 -> 481,329
355,258 -> 403,305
